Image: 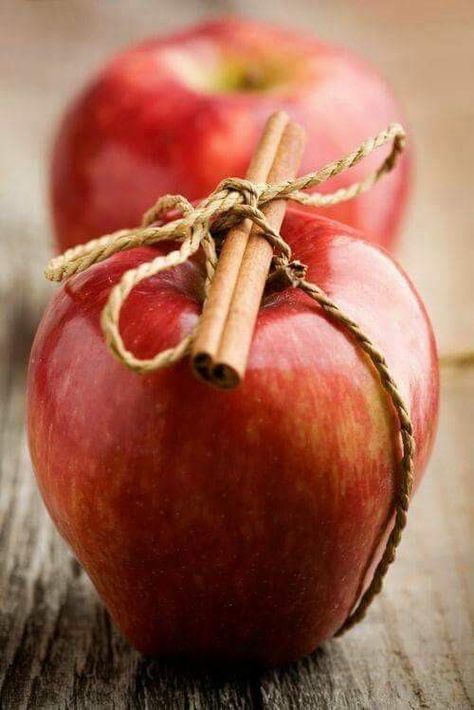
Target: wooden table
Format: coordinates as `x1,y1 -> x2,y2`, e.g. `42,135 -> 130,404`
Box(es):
1,1 -> 472,707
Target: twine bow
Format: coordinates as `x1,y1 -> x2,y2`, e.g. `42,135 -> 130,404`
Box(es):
45,123 -> 414,633
46,123 -> 405,374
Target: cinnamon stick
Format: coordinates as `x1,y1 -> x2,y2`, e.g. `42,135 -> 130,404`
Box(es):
191,111 -> 290,381
211,122 -> 306,388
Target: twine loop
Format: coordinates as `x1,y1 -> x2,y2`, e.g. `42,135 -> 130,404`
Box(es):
141,194 -> 195,228
45,122 -> 415,634
215,177 -> 262,212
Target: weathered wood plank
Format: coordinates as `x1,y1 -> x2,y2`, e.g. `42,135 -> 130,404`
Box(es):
0,0 -> 473,708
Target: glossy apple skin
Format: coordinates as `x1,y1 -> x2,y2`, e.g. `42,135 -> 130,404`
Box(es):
27,210 -> 437,666
51,17 -> 410,253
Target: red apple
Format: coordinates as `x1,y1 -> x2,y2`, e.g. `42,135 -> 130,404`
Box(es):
28,208 -> 438,665
51,18 -> 410,253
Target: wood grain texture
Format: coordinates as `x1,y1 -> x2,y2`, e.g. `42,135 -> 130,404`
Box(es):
0,1 -> 473,708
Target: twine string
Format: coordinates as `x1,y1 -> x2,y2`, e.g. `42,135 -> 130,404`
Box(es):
295,275 -> 414,633
45,123 -> 415,632
46,123 -> 405,285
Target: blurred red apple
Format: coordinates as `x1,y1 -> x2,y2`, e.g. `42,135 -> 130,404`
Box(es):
27,209 -> 437,666
51,18 -> 411,253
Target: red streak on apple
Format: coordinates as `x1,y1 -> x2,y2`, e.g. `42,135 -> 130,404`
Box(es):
27,210 -> 437,665
51,18 -> 411,253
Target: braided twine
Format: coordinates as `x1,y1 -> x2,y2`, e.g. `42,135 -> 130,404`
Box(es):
46,123 -> 414,634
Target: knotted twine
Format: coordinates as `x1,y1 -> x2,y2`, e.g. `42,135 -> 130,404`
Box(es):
46,123 -> 413,634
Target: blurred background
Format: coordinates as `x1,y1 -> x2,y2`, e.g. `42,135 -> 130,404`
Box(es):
0,1 -> 472,707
